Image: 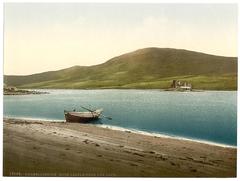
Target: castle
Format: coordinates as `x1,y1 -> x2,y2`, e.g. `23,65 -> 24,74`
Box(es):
171,80 -> 192,91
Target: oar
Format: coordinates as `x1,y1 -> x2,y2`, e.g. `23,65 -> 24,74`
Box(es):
80,106 -> 95,112
81,106 -> 112,120
100,114 -> 112,120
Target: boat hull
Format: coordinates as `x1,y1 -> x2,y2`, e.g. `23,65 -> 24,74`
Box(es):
64,109 -> 103,123
64,113 -> 99,123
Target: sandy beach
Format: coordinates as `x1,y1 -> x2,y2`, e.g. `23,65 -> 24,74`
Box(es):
3,118 -> 236,177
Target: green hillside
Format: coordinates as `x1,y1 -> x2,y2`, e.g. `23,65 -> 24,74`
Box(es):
4,48 -> 237,90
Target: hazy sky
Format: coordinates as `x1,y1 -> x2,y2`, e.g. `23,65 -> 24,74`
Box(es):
4,3 -> 238,75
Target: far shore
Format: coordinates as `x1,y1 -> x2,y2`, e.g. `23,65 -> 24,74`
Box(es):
5,87 -> 237,92
4,89 -> 48,95
3,117 -> 236,177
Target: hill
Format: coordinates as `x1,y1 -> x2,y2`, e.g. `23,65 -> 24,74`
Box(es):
4,48 -> 237,90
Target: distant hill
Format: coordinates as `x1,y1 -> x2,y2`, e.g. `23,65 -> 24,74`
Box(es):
4,48 -> 237,90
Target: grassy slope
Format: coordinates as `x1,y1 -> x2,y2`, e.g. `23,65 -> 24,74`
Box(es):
4,48 -> 237,90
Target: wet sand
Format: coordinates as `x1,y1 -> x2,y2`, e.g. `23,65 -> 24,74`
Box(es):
3,118 -> 236,177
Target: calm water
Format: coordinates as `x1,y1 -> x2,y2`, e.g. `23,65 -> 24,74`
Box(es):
3,89 -> 237,146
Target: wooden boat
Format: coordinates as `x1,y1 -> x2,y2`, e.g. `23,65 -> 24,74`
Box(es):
64,109 -> 103,123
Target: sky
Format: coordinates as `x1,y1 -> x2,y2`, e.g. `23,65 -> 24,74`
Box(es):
4,3 -> 238,75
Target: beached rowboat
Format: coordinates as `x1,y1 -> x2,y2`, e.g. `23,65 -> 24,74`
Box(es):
64,109 -> 103,123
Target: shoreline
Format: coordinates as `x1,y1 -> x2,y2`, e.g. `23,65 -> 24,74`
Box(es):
99,124 -> 236,148
12,88 -> 237,92
3,117 -> 236,177
4,89 -> 48,95
4,116 -> 236,148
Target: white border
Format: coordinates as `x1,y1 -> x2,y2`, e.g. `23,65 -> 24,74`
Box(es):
0,1 -> 239,181
2,0 -> 240,3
